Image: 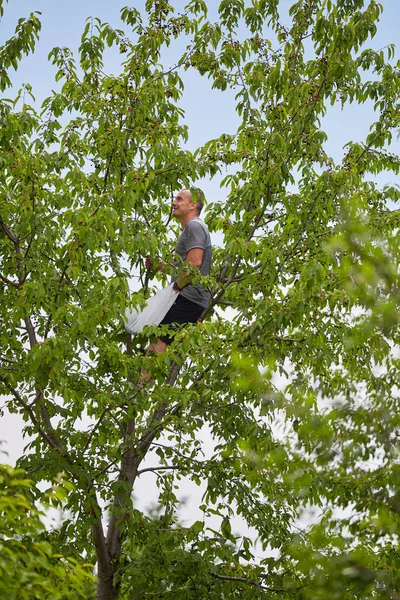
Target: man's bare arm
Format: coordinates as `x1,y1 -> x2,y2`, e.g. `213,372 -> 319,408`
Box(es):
146,248 -> 204,291
174,247 -> 204,291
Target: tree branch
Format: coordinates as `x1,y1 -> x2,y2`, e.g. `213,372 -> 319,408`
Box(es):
0,272 -> 20,288
24,316 -> 38,348
0,213 -> 18,244
43,261 -> 70,339
136,464 -> 183,476
212,572 -> 285,593
83,408 -> 111,454
91,508 -> 113,594
0,375 -> 68,456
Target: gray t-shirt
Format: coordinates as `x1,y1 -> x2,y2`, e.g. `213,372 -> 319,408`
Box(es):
172,217 -> 212,308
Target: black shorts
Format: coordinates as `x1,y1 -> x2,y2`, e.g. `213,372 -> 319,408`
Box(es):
158,295 -> 204,344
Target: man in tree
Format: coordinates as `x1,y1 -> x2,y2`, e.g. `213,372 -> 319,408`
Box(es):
145,188 -> 212,355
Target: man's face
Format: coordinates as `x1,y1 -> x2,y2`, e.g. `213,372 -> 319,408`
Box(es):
171,189 -> 195,219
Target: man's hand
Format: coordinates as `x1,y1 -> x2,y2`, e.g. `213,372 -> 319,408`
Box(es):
145,255 -> 169,274
145,255 -> 155,271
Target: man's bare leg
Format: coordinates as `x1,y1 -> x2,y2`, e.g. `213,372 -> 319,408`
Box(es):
137,337 -> 167,389
147,338 -> 167,355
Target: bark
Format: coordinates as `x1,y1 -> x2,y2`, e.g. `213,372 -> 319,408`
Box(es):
90,493 -> 117,600
96,568 -> 117,600
94,523 -> 116,600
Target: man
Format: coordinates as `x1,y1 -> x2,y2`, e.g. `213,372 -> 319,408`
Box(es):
145,188 -> 212,355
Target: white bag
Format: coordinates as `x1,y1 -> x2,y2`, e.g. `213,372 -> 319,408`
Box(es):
125,284 -> 178,334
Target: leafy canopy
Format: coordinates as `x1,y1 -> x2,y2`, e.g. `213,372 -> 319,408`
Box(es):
0,464 -> 95,599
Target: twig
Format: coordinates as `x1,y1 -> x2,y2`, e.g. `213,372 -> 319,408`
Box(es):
212,572 -> 284,593
82,408 -> 110,454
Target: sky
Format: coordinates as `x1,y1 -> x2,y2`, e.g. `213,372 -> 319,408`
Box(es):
1,0 -> 400,531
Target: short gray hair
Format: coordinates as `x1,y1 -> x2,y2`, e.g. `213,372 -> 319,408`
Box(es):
190,187 -> 204,215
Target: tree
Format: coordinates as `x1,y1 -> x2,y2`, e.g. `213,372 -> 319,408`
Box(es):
1,0 -> 400,597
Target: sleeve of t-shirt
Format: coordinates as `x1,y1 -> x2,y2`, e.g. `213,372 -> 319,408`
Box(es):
185,221 -> 207,252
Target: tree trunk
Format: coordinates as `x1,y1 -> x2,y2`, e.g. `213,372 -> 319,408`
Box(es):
97,363 -> 182,599
96,564 -> 117,600
92,514 -> 118,600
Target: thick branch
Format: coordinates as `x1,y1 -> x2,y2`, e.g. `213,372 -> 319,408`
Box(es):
24,316 -> 37,348
0,213 -> 18,244
91,510 -> 113,596
0,272 -> 20,288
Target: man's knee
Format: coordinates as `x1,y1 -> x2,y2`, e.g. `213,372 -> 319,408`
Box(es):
147,338 -> 167,355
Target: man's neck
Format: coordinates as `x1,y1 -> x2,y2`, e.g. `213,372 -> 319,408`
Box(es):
179,213 -> 199,228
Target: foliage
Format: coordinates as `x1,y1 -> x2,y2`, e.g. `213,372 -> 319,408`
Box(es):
0,464 -> 95,599
1,0 -> 400,598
